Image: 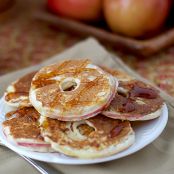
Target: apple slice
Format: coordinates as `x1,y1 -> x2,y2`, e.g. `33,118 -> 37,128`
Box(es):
30,60 -> 118,121
102,80 -> 164,121
2,107 -> 54,152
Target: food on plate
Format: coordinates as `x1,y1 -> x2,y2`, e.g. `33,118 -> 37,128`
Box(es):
103,0 -> 171,37
47,0 -> 102,21
0,59 -> 164,160
40,114 -> 135,158
2,107 -> 53,152
101,66 -> 133,82
4,71 -> 37,107
29,60 -> 117,121
102,80 -> 164,121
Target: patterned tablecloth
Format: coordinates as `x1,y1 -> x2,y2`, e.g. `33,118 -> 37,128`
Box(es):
0,0 -> 174,97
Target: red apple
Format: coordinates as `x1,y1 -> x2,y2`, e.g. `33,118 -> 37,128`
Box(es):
103,0 -> 171,37
47,0 -> 102,21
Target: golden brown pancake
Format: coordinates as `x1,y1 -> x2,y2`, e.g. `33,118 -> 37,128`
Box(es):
29,60 -> 117,121
40,114 -> 135,158
4,71 -> 37,107
103,80 -> 164,121
101,66 -> 133,82
2,107 -> 53,152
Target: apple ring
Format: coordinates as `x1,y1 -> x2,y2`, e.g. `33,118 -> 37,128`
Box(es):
2,107 -> 53,152
102,80 -> 164,121
4,71 -> 37,107
39,114 -> 135,158
101,66 -> 133,82
29,60 -> 117,121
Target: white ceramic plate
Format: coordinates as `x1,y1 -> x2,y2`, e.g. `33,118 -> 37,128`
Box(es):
0,97 -> 168,165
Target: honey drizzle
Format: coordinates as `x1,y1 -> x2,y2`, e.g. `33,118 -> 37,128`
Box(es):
49,91 -> 62,108
33,60 -> 90,88
11,71 -> 36,93
3,108 -> 42,140
5,92 -> 28,101
45,75 -> 104,110
34,60 -> 110,112
62,75 -> 104,110
6,71 -> 37,101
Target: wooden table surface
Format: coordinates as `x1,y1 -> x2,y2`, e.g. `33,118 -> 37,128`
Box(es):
0,0 -> 174,97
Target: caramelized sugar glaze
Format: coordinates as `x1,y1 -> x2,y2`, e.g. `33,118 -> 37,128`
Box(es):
103,80 -> 163,120
116,81 -> 162,114
3,107 -> 43,141
101,66 -> 133,81
5,71 -> 37,106
30,60 -> 117,120
41,114 -> 132,149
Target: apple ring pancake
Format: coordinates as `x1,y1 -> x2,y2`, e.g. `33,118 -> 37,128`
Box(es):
4,71 -> 37,107
29,60 -> 117,121
102,80 -> 164,121
101,66 -> 133,82
2,107 -> 53,152
40,115 -> 135,159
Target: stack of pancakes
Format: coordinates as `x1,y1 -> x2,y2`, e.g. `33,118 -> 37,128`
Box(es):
2,59 -> 164,158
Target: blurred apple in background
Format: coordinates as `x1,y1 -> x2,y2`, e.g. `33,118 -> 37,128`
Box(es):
47,0 -> 102,21
103,0 -> 171,37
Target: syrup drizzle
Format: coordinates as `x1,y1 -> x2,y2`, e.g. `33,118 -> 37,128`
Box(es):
33,60 -> 90,88
112,81 -> 159,113
35,60 -> 110,111
130,86 -> 158,99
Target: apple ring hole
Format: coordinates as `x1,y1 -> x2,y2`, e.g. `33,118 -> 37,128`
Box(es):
77,124 -> 95,136
60,78 -> 79,92
118,90 -> 128,98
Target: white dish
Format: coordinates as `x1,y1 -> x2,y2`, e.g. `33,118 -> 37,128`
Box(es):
0,97 -> 168,165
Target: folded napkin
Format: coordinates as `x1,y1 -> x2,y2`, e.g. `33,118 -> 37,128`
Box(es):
0,38 -> 174,174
